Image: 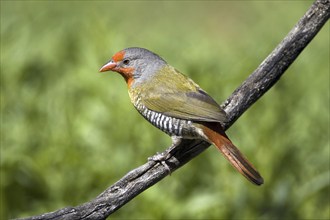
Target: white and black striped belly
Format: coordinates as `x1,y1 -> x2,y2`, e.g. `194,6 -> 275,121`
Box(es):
134,102 -> 194,137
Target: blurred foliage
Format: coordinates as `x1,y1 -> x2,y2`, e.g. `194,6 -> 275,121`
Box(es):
1,1 -> 329,219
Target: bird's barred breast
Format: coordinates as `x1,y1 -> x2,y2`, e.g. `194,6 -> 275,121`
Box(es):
134,100 -> 194,138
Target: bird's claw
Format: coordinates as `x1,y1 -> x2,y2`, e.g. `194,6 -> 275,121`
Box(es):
148,137 -> 183,174
148,151 -> 179,174
148,151 -> 171,162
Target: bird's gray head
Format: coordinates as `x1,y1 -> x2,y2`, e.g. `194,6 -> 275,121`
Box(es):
99,47 -> 167,87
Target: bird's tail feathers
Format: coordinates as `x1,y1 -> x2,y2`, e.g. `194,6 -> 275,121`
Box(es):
202,123 -> 264,185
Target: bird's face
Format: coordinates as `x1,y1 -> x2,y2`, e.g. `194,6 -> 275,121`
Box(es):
100,47 -> 167,87
99,49 -> 137,86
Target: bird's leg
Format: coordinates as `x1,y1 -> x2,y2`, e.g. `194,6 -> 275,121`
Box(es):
148,136 -> 182,170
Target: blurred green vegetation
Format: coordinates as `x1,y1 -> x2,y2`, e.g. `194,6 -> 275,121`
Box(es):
1,1 -> 329,219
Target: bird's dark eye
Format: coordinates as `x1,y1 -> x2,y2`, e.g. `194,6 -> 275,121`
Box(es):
123,59 -> 130,65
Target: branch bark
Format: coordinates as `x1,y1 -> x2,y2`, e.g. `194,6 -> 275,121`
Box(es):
19,1 -> 329,219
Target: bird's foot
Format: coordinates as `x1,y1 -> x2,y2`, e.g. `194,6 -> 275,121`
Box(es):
148,151 -> 173,174
148,151 -> 171,162
148,136 -> 182,174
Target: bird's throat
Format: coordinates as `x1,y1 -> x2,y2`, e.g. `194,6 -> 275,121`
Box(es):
116,67 -> 135,87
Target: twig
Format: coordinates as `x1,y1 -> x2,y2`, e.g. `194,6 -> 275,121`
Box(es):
19,0 -> 329,219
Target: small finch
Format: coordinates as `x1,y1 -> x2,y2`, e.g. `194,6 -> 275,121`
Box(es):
100,47 -> 263,185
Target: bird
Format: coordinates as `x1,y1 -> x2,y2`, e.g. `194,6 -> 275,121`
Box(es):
99,47 -> 263,185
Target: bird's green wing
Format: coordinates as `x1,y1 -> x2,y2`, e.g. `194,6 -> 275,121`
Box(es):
138,65 -> 227,123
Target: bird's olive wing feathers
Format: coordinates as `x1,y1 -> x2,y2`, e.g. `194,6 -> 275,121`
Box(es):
138,65 -> 227,123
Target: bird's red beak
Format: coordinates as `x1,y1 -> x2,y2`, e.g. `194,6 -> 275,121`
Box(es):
99,61 -> 117,72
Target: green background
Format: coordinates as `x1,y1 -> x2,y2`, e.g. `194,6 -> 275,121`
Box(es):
1,1 -> 329,219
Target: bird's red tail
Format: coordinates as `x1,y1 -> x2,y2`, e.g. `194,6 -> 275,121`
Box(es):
201,123 -> 264,185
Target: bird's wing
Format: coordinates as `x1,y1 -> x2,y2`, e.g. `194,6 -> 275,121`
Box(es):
139,65 -> 228,123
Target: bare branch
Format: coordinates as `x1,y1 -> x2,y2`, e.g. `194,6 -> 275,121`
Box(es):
19,0 -> 329,219
223,0 -> 330,126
